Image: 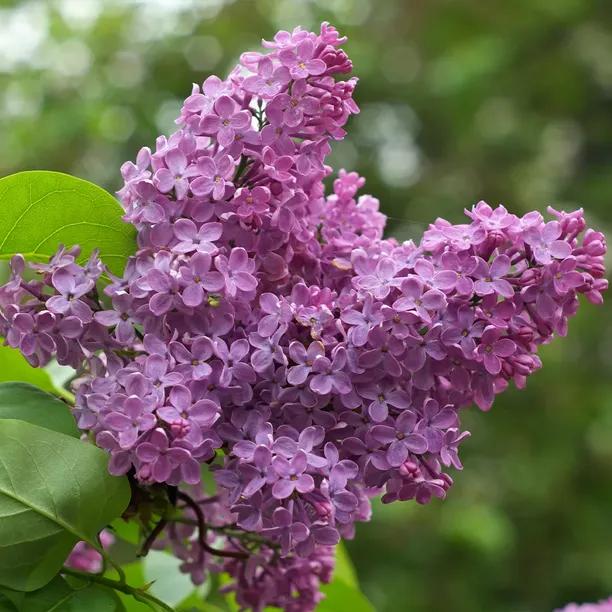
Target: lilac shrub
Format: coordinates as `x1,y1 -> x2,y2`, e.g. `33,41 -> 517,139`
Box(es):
0,23 -> 607,611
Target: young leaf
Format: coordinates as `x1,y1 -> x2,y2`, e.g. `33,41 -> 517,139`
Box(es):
0,382 -> 79,438
0,171 -> 136,276
0,575 -> 125,612
0,419 -> 130,592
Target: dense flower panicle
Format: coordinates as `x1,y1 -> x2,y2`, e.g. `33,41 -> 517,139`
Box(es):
0,23 -> 607,612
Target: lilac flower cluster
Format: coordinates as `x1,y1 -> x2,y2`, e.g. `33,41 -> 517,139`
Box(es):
0,23 -> 607,611
557,599 -> 612,612
65,530 -> 114,574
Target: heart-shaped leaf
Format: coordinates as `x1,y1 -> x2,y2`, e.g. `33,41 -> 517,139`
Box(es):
0,382 -> 78,438
0,419 -> 130,591
0,171 -> 136,277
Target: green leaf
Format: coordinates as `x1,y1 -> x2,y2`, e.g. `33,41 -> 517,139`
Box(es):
109,518 -> 140,546
0,171 -> 136,277
331,542 -> 358,588
0,575 -> 124,612
143,550 -> 198,608
0,419 -> 130,591
44,360 -> 76,394
177,590 -> 218,611
0,382 -> 78,438
105,562 -> 153,612
318,579 -> 374,612
0,345 -> 61,397
318,544 -> 373,611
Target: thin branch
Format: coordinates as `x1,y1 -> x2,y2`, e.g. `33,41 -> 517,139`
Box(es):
61,567 -> 173,612
138,517 -> 168,557
176,491 -> 248,560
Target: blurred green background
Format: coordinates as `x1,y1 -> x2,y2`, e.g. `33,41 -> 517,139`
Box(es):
1,1 -> 611,610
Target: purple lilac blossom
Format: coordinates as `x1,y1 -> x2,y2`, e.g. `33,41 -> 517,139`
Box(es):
556,599 -> 612,612
0,23 -> 607,612
64,529 -> 114,574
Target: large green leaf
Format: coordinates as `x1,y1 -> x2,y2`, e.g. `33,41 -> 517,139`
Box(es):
0,171 -> 136,277
0,382 -> 78,438
0,575 -> 124,612
0,419 -> 130,591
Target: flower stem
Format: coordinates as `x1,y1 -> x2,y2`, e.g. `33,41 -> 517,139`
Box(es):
61,567 -> 173,612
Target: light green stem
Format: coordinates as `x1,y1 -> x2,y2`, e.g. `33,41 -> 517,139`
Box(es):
54,385 -> 75,404
62,567 -> 173,612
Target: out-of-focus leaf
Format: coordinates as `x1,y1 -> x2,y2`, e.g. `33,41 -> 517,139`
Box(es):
44,359 -> 76,392
0,171 -> 136,276
176,590 -> 218,611
318,544 -> 373,611
143,550 -> 199,607
332,542 -> 358,588
105,561 -> 149,612
110,518 -> 140,546
0,382 -> 78,438
0,345 -> 66,397
318,579 -> 374,612
0,419 -> 130,591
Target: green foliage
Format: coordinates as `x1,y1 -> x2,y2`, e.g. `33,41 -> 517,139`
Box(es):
319,580 -> 374,612
176,591 -> 218,612
0,419 -> 130,591
0,382 -> 78,438
1,2 -> 611,610
105,562 -> 150,612
330,542 -> 359,587
143,551 -> 201,608
0,171 -> 136,277
110,519 -> 141,546
0,345 -> 64,397
0,575 -> 124,612
319,544 -> 374,612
